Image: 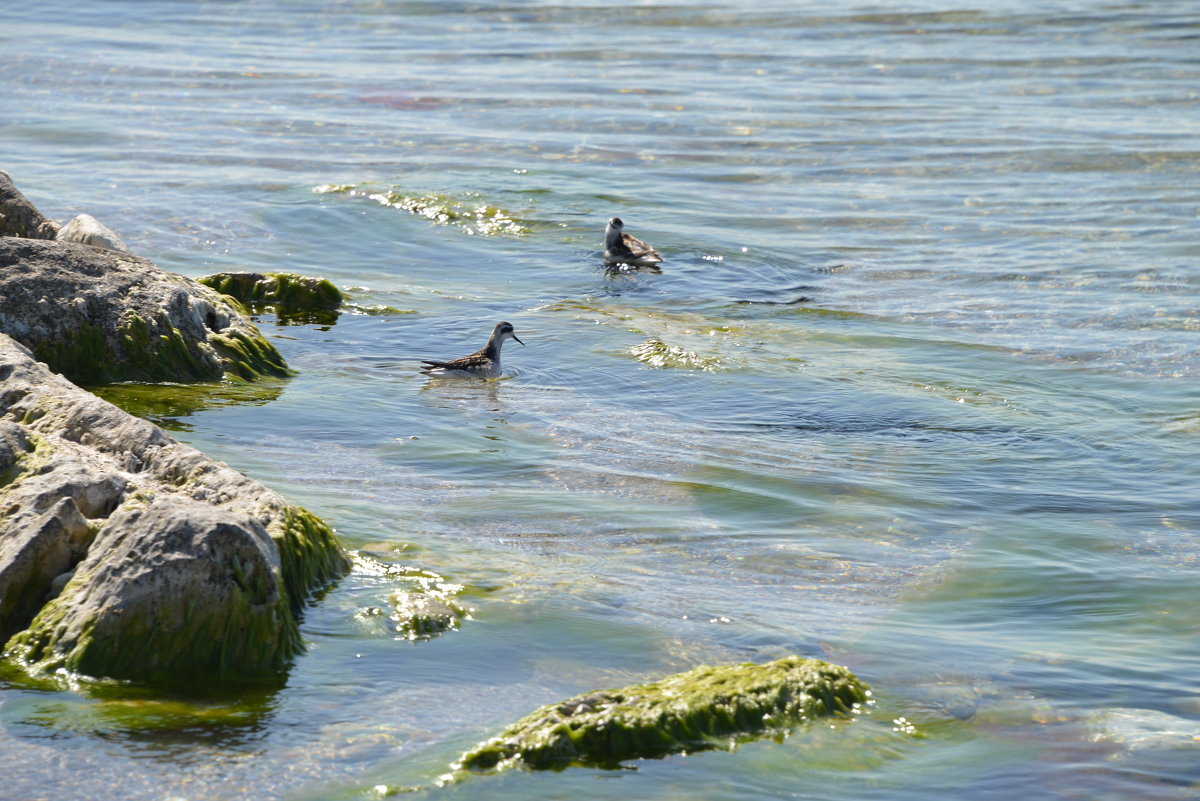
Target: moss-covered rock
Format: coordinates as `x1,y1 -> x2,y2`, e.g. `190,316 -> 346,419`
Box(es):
457,656 -> 869,772
4,495 -> 302,683
0,334 -> 350,687
390,590 -> 468,639
198,271 -> 342,325
0,237 -> 290,384
313,183 -> 530,237
629,338 -> 725,371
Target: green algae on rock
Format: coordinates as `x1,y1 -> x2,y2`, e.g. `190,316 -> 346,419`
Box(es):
198,271 -> 343,325
0,238 -> 290,384
313,183 -> 530,237
390,590 -> 469,639
0,334 -> 350,687
274,507 -> 349,614
630,338 -> 725,371
4,495 -> 304,684
456,656 -> 869,772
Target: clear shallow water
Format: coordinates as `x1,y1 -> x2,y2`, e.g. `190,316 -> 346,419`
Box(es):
2,1 -> 1199,799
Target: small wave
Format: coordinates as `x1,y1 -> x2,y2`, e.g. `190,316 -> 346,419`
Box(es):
313,183 -> 529,237
629,338 -> 725,371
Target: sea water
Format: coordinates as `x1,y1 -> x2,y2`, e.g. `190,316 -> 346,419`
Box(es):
1,2 -> 1198,799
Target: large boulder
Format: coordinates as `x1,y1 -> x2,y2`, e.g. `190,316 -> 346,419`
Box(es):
456,655 -> 870,773
0,237 -> 290,384
0,334 -> 350,685
0,170 -> 59,240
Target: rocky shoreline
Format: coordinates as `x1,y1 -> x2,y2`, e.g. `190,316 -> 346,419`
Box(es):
0,172 -> 872,775
0,171 -> 348,686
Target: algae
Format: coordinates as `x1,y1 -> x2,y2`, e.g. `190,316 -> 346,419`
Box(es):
31,319 -> 113,385
389,591 -> 468,639
3,559 -> 301,687
630,338 -> 725,371
27,309 -> 288,385
1,502 -> 349,688
198,271 -> 343,325
207,329 -> 292,381
272,506 -> 352,614
456,655 -> 869,772
313,183 -> 530,237
92,379 -> 286,430
14,687 -> 278,733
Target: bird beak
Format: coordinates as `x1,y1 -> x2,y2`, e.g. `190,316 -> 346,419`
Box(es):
513,334 -> 525,346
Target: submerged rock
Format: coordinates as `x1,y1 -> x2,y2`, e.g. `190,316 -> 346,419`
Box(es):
629,338 -> 724,371
0,237 -> 290,384
1089,707 -> 1200,752
0,334 -> 350,684
199,271 -> 342,323
456,655 -> 869,772
0,171 -> 59,240
390,590 -> 468,639
55,213 -> 130,253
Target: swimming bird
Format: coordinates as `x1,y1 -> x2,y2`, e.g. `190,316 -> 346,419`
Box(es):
603,217 -> 662,266
419,321 -> 524,378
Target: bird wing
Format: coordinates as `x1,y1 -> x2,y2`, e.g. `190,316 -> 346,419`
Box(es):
420,347 -> 490,371
622,234 -> 662,260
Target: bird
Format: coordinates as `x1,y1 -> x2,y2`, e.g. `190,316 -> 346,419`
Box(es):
603,217 -> 662,266
419,321 -> 524,378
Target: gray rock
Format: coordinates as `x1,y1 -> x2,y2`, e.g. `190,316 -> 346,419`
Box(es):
0,334 -> 350,684
0,170 -> 59,240
55,213 -> 129,253
0,237 -> 289,384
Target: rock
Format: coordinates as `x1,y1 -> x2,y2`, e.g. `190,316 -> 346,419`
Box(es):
199,271 -> 343,324
0,334 -> 350,684
390,591 -> 467,639
0,171 -> 59,240
1089,707 -> 1200,752
55,213 -> 130,253
456,655 -> 870,773
0,237 -> 290,384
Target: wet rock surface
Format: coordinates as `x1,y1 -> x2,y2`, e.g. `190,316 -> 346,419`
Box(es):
457,655 -> 870,773
0,334 -> 349,684
0,237 -> 290,384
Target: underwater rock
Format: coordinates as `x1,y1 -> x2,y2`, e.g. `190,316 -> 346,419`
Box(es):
0,237 -> 290,384
0,334 -> 350,684
456,655 -> 869,772
55,213 -> 130,253
1089,707 -> 1200,752
629,338 -> 724,371
390,590 -> 467,639
0,170 -> 59,240
199,271 -> 342,322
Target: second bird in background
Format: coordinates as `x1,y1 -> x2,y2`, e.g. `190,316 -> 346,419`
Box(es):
603,217 -> 663,267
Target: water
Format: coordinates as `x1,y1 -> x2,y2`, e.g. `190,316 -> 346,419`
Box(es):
2,1 -> 1199,799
